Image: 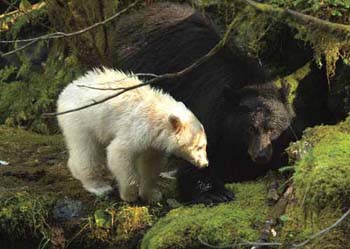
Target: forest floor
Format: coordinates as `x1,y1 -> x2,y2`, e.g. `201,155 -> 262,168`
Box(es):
0,123 -> 349,249
0,125 -> 275,249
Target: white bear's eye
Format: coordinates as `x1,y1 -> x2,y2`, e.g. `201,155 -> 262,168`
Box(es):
197,145 -> 205,151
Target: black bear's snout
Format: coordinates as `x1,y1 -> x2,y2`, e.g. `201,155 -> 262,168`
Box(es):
254,148 -> 272,164
248,137 -> 273,165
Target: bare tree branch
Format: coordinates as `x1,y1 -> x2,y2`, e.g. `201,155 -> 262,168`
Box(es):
254,185 -> 294,249
0,0 -> 140,57
241,0 -> 350,40
43,17 -> 238,117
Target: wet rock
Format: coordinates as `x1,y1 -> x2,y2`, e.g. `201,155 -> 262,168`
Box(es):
53,198 -> 84,221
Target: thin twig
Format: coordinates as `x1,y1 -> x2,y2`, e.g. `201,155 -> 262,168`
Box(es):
0,0 -> 140,57
76,73 -> 160,90
77,85 -> 127,91
43,16 -> 238,117
0,38 -> 37,57
254,185 -> 294,249
64,223 -> 89,249
292,208 -> 350,248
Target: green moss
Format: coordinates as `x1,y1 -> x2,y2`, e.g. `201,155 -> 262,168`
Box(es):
89,205 -> 154,244
276,118 -> 350,248
286,117 -> 350,211
141,180 -> 269,249
292,118 -> 350,212
0,191 -> 55,240
274,62 -> 312,104
0,125 -> 64,148
279,204 -> 350,248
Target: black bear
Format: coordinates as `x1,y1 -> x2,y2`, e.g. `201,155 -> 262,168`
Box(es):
111,2 -> 295,203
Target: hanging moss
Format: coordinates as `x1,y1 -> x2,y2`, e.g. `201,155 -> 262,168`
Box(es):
196,0 -> 350,80
274,61 -> 312,104
233,0 -> 350,80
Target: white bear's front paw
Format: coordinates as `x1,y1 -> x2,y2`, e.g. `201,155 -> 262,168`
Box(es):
83,181 -> 113,196
120,185 -> 139,203
140,188 -> 162,204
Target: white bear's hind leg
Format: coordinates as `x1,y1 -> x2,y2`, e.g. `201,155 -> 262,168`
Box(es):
107,139 -> 139,202
66,132 -> 112,196
137,150 -> 163,204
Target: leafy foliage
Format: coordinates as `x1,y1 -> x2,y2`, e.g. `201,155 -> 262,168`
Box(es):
0,0 -> 48,37
0,52 -> 82,133
46,0 -> 122,67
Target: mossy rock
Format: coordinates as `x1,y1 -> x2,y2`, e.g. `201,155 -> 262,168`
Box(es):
278,118 -> 350,248
141,180 -> 270,249
290,117 -> 350,211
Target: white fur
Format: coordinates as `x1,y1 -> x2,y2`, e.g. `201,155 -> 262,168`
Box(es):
57,68 -> 208,203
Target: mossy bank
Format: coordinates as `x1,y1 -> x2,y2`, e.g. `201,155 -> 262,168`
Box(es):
280,117 -> 350,249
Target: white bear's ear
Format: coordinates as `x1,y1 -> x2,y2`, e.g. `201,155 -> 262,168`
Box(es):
169,115 -> 182,134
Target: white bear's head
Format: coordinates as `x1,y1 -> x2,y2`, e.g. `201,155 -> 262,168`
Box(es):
168,113 -> 208,168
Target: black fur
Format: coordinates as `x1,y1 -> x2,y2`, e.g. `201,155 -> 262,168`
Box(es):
112,3 -> 293,204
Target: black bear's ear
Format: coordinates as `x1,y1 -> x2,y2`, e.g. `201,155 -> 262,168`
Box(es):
169,115 -> 183,134
223,85 -> 240,106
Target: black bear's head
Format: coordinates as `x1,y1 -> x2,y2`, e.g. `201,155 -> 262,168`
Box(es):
223,81 -> 294,165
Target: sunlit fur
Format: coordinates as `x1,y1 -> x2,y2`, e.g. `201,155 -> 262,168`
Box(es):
57,68 -> 208,203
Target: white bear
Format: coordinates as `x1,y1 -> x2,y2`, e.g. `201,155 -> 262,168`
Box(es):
57,68 -> 208,203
